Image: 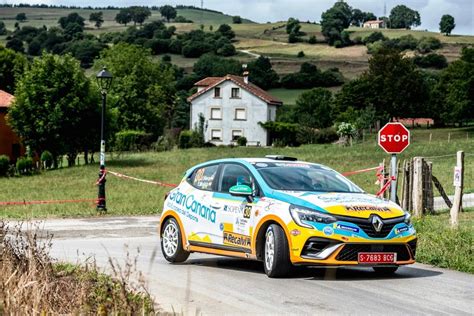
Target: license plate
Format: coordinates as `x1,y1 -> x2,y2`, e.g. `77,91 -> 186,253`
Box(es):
358,252 -> 396,263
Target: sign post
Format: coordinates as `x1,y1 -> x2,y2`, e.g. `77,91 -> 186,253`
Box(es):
378,123 -> 411,203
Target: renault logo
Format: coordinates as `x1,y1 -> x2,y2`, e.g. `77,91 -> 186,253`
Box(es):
371,215 -> 384,232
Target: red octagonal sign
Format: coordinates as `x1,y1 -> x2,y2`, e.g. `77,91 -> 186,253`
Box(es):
378,122 -> 410,154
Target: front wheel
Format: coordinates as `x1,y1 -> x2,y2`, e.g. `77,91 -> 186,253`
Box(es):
161,218 -> 189,263
263,224 -> 292,278
372,266 -> 399,274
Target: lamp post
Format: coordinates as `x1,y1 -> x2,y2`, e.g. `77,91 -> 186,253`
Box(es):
96,67 -> 113,212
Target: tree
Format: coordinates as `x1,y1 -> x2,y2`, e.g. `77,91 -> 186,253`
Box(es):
363,12 -> 377,22
89,11 -> 104,29
216,24 -> 235,40
0,46 -> 27,93
389,5 -> 421,29
65,39 -> 106,68
351,9 -> 364,26
232,16 -> 242,24
193,53 -> 241,78
130,6 -> 151,26
159,5 -> 177,22
294,88 -> 333,128
286,18 -> 301,35
247,56 -> 279,90
58,12 -> 85,29
16,13 -> 27,22
6,38 -> 24,53
0,21 -> 6,35
439,14 -> 455,36
94,43 -> 176,136
321,1 -> 353,45
115,8 -> 132,26
434,47 -> 474,125
7,53 -> 100,167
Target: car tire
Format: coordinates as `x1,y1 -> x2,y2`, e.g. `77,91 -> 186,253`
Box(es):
263,224 -> 292,278
372,266 -> 399,274
161,218 -> 190,263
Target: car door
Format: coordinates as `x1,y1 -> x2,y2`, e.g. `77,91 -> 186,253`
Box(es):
213,163 -> 259,252
185,163 -> 223,247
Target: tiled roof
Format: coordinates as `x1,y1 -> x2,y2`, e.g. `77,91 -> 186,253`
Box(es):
364,20 -> 384,24
188,75 -> 283,106
0,90 -> 14,108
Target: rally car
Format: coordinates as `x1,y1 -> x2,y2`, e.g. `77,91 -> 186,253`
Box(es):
159,156 -> 416,277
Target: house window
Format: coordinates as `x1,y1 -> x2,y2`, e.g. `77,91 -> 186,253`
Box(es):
214,87 -> 221,98
231,88 -> 240,98
210,107 -> 222,120
211,129 -> 222,141
232,130 -> 243,141
234,108 -> 246,120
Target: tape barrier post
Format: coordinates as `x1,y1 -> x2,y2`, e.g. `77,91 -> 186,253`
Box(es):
390,154 -> 397,203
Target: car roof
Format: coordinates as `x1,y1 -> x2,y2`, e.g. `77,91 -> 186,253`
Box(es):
192,157 -> 325,168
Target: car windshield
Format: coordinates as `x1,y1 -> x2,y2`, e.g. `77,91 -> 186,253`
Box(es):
254,162 -> 363,193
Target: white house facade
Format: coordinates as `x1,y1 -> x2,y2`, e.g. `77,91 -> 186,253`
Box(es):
187,75 -> 283,146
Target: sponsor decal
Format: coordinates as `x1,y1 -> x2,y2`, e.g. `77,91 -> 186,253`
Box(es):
243,205 -> 252,219
256,162 -> 268,168
219,223 -> 224,231
323,226 -> 334,236
341,236 -> 349,241
345,205 -> 391,212
223,205 -> 243,213
169,189 -> 216,223
336,224 -> 360,233
223,231 -> 251,249
395,226 -> 409,234
317,195 -> 385,204
290,229 -> 301,236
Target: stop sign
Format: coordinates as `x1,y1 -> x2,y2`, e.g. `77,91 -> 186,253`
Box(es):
378,122 -> 410,154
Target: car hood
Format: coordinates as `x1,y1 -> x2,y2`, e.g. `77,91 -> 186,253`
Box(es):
274,191 -> 405,219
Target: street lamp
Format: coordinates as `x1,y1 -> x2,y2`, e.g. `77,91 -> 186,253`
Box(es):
96,67 -> 113,212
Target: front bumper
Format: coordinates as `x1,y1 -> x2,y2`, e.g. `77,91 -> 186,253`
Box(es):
286,219 -> 417,266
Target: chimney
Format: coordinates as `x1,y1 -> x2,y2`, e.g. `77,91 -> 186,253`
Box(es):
242,64 -> 249,84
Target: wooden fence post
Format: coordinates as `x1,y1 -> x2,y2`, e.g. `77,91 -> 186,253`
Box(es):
450,151 -> 464,227
412,157 -> 424,217
426,161 -> 434,213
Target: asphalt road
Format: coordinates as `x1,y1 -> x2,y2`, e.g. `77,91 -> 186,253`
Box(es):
30,216 -> 474,315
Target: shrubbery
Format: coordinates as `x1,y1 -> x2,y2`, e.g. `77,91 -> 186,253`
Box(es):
413,53 -> 448,69
115,130 -> 153,151
40,150 -> 53,169
236,136 -> 247,146
0,155 -> 10,177
281,63 -> 344,89
365,35 -> 442,55
16,157 -> 34,175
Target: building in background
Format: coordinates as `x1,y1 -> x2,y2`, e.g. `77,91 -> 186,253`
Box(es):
0,90 -> 24,162
188,75 -> 282,146
363,20 -> 385,29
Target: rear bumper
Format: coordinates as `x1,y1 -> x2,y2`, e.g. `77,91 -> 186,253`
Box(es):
291,237 -> 417,266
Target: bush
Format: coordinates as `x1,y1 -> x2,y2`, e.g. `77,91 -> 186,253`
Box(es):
178,130 -> 193,149
363,31 -> 387,45
16,157 -> 34,175
296,127 -> 338,144
308,35 -> 317,44
232,16 -> 242,24
297,51 -> 305,58
333,40 -> 343,48
0,155 -> 10,177
236,136 -> 247,146
413,53 -> 448,69
174,15 -> 192,23
398,34 -> 418,50
288,32 -> 299,43
417,37 -> 442,53
216,43 -> 236,56
40,150 -> 53,169
115,130 -> 153,151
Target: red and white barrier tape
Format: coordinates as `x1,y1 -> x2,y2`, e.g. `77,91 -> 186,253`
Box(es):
376,176 -> 396,197
108,170 -> 177,188
342,165 -> 384,176
0,198 -> 99,207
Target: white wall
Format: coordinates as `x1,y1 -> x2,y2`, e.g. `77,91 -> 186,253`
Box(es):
190,80 -> 272,146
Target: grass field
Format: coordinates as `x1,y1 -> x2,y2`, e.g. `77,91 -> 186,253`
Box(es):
0,127 -> 472,219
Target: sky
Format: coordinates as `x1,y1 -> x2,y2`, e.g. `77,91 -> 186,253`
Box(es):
6,0 -> 474,35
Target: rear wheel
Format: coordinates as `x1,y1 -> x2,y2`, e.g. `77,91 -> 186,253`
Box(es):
263,224 -> 292,278
372,266 -> 399,274
161,218 -> 189,263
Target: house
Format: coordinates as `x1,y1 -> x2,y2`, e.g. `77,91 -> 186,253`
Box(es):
0,90 -> 24,162
187,74 -> 283,146
363,20 -> 385,29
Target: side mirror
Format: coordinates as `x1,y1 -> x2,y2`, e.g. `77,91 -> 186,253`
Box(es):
229,184 -> 253,201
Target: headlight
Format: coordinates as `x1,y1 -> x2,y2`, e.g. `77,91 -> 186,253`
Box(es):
289,205 -> 337,228
404,212 -> 412,225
